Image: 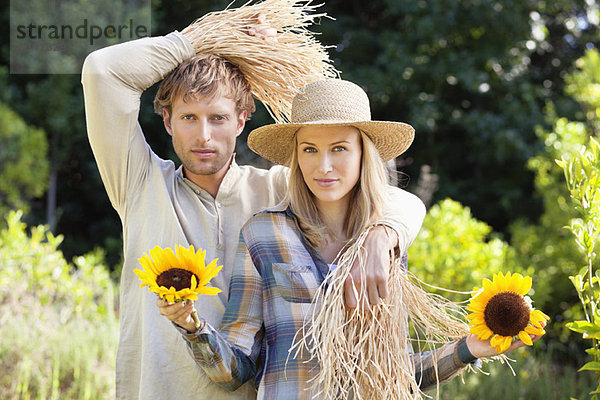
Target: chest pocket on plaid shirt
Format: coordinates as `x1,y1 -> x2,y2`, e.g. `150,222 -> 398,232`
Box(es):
271,263 -> 320,303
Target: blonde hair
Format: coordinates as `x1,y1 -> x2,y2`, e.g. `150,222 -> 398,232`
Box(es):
287,130 -> 389,247
154,53 -> 256,119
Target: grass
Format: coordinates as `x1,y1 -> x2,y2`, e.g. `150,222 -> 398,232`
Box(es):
0,310 -> 118,400
435,348 -> 595,400
0,211 -> 119,400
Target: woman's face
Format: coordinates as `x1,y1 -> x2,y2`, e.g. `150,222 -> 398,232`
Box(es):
296,125 -> 362,208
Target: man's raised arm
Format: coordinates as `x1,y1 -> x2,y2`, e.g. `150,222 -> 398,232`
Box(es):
81,32 -> 194,213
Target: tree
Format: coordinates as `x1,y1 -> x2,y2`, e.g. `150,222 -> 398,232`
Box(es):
0,101 -> 49,221
2,0 -> 597,269
317,0 -> 598,232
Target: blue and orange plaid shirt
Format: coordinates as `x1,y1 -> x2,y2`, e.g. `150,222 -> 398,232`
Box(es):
180,205 -> 477,399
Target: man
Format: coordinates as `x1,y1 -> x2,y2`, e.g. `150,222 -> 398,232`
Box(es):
81,10 -> 425,400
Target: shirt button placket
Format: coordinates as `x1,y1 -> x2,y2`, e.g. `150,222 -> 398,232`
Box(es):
216,201 -> 224,250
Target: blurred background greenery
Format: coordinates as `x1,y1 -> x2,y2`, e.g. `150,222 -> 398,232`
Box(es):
1,0 -> 599,398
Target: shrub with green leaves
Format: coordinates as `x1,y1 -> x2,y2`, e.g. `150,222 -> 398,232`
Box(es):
408,198 -> 523,301
0,210 -> 118,400
558,136 -> 600,399
0,103 -> 49,221
509,117 -> 588,324
509,49 -> 599,356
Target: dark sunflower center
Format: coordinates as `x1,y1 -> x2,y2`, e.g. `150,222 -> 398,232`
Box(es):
483,291 -> 530,337
156,268 -> 197,291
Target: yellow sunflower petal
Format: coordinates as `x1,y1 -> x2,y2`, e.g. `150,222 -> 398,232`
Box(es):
195,246 -> 207,265
205,257 -> 222,274
493,271 -> 504,289
517,275 -> 532,296
482,278 -> 494,291
491,335 -> 512,353
197,258 -> 222,286
529,318 -> 544,330
467,298 -> 487,312
149,286 -> 161,295
177,245 -> 200,274
530,309 -> 550,322
189,247 -> 207,276
519,330 -> 533,346
499,335 -> 513,353
185,293 -> 199,301
134,269 -> 155,288
151,246 -> 179,270
525,325 -> 545,336
167,247 -> 183,269
470,319 -> 487,329
138,254 -> 161,277
507,272 -> 520,289
490,334 -> 502,348
466,313 -> 484,323
470,324 -> 494,340
499,271 -> 512,292
178,288 -> 195,301
197,286 -> 222,295
164,293 -> 175,303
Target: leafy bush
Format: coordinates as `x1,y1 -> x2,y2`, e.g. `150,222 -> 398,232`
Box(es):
409,198 -> 523,301
509,117 -> 588,325
0,210 -> 118,400
0,103 -> 49,222
558,136 -> 600,399
509,49 -> 599,358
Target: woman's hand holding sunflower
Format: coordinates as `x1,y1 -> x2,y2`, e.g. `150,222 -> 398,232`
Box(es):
134,244 -> 222,332
157,299 -> 204,333
466,272 -> 549,357
466,320 -> 547,359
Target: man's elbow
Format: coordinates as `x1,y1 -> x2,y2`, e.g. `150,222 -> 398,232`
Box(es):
81,49 -> 109,86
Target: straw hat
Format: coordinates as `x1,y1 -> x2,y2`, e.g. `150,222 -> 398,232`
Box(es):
248,79 -> 415,165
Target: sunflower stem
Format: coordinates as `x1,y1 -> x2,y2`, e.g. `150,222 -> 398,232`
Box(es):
191,310 -> 201,330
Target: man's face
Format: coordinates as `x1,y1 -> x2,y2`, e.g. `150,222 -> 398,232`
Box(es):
163,94 -> 246,186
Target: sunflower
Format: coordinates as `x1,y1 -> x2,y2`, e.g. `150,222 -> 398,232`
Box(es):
134,245 -> 222,304
466,272 -> 549,354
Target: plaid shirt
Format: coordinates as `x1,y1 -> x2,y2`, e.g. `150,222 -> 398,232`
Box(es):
181,205 -> 477,399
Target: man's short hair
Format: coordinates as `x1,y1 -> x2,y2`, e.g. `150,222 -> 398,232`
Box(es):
154,53 -> 256,119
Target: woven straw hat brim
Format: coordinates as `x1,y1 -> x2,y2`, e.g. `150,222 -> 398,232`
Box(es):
248,120 -> 415,166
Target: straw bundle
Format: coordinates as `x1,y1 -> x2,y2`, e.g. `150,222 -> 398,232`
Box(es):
291,229 -> 471,399
182,0 -> 339,123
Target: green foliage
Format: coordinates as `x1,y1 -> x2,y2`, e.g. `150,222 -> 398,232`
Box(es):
318,0 -> 598,231
409,199 -> 524,301
1,0 -> 596,270
565,49 -> 600,132
507,48 -> 600,374
437,349 -> 595,400
558,136 -> 600,398
0,102 -> 49,221
0,210 -> 118,399
509,116 -> 589,330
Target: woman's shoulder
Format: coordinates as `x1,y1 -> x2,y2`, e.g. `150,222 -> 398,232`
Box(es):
241,202 -> 300,239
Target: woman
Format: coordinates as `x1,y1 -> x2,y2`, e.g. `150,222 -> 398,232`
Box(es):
158,79 -> 543,399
